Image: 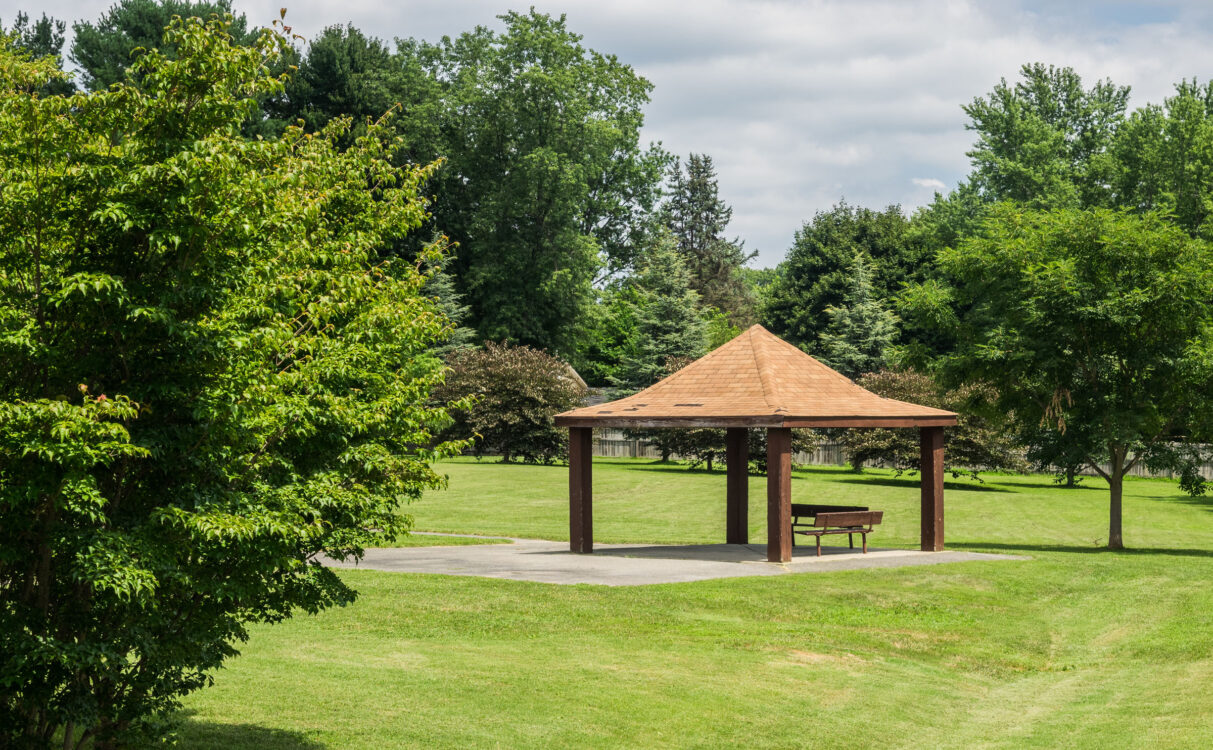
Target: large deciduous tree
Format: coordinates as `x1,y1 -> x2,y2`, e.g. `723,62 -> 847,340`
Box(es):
963,62 -> 1128,209
903,206 -> 1213,548
0,18 -> 463,746
404,11 -> 667,357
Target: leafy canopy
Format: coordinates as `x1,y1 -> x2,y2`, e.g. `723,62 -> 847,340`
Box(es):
0,16 -> 462,746
904,205 -> 1213,547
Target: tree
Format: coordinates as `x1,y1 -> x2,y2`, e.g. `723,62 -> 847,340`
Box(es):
422,244 -> 478,357
840,370 -> 1024,478
70,0 -> 256,91
436,343 -> 587,463
0,18 -> 464,745
611,233 -> 707,391
1111,79 -> 1213,238
254,23 -> 440,148
963,63 -> 1128,209
818,252 -> 900,379
764,202 -> 927,353
3,11 -> 74,95
903,206 -> 1213,548
402,11 -> 667,357
660,154 -> 756,322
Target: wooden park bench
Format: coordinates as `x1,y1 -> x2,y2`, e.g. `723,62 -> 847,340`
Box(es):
791,506 -> 883,556
791,504 -> 869,544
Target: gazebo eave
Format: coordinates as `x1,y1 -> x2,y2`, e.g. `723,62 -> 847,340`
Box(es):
553,414 -> 959,429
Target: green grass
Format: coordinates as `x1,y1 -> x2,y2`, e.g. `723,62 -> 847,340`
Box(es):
178,457 -> 1213,749
385,532 -> 512,547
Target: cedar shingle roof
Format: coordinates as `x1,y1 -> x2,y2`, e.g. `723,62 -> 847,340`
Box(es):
555,325 -> 957,428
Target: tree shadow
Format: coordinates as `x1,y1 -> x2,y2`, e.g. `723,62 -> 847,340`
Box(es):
990,479 -> 1106,491
1149,494 -> 1213,512
175,713 -> 326,750
949,541 -> 1213,558
830,476 -> 1014,493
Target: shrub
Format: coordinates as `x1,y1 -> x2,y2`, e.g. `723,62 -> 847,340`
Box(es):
437,343 -> 587,463
841,369 -> 1025,478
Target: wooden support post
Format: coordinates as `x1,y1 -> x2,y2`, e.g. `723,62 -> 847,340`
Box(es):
569,427 -> 593,553
920,426 -> 944,551
767,427 -> 792,562
726,428 -> 749,544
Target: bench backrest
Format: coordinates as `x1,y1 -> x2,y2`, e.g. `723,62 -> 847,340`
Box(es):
790,504 -> 869,519
813,511 -> 883,528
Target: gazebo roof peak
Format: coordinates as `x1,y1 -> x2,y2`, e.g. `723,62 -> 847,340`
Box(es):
555,324 -> 956,429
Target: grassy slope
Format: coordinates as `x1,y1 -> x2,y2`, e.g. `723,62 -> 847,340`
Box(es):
179,458 -> 1213,749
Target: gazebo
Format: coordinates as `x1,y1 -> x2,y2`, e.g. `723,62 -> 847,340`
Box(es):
554,325 -> 958,563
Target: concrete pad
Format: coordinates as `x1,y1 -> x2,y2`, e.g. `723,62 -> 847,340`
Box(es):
323,535 -> 1025,586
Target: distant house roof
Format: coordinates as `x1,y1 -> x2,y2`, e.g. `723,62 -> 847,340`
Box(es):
554,325 -> 957,429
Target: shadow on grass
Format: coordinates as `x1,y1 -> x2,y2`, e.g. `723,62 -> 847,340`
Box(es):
1150,494 -> 1213,512
830,476 -> 1014,493
175,713 -> 325,750
989,479 -> 1107,491
950,541 -> 1213,558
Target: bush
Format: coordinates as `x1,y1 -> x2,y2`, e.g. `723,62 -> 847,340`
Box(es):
0,19 -> 464,747
841,370 -> 1025,478
437,343 -> 587,463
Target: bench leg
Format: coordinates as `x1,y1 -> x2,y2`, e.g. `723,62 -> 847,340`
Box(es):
848,533 -> 854,549
862,533 -> 868,554
816,535 -> 821,557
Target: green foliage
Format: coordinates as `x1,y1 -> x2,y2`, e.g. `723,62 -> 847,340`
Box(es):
1111,79 -> 1213,237
0,18 -> 463,746
703,307 -> 742,350
422,244 -> 478,357
840,370 -> 1024,478
611,234 -> 707,391
404,11 -> 667,356
818,252 -> 900,379
764,202 -> 928,354
904,205 -> 1213,546
436,343 -> 587,464
576,284 -> 642,387
963,63 -> 1128,208
2,11 -> 74,96
70,0 -> 256,91
660,153 -> 756,323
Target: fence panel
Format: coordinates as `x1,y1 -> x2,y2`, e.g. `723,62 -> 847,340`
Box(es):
590,430 -> 1212,480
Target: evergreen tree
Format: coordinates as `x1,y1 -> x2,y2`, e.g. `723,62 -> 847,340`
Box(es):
612,233 -> 706,390
423,255 -> 477,357
661,154 -> 756,322
818,252 -> 899,379
3,12 -> 74,95
764,201 -> 926,354
71,0 -> 256,91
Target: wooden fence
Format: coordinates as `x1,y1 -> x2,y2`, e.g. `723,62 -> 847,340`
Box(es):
591,428 -> 1213,480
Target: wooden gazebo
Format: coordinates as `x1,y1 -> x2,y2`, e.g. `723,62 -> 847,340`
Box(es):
554,325 -> 958,562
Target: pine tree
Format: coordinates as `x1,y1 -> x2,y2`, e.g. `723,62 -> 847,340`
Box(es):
661,154 -> 756,322
612,233 -> 707,390
818,252 -> 899,378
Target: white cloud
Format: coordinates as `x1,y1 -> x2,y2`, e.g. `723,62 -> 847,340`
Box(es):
12,0 -> 1213,265
912,178 -> 947,190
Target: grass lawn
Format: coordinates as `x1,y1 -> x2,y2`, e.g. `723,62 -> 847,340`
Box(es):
178,458 -> 1213,749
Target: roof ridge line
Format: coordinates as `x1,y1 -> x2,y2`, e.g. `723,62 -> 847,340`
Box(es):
749,327 -> 784,415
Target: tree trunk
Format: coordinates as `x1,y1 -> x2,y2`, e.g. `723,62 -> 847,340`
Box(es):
1064,466 -> 1076,488
1107,446 -> 1125,549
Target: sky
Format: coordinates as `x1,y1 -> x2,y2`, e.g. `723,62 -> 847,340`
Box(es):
8,0 -> 1213,267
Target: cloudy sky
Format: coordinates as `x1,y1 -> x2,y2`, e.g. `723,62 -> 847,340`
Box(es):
9,0 -> 1213,266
